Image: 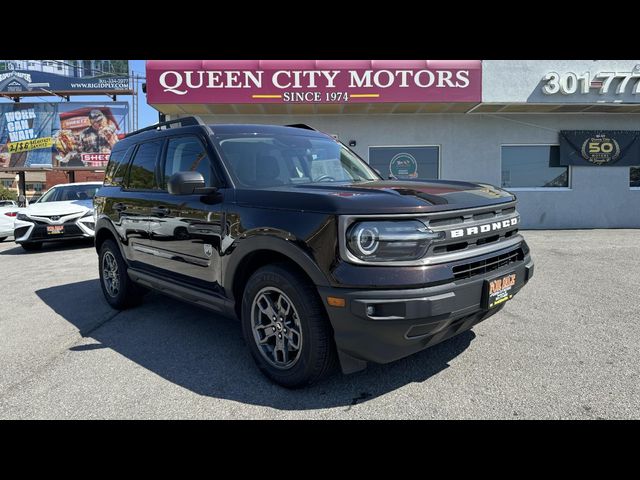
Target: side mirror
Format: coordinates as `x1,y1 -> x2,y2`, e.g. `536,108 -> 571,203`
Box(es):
168,171 -> 217,195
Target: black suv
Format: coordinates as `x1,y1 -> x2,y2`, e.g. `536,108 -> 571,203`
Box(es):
94,117 -> 534,388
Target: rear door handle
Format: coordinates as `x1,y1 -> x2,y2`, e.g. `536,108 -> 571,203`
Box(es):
152,206 -> 170,217
113,202 -> 126,212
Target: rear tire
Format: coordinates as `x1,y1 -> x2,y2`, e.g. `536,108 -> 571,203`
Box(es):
0,237 -> 7,242
20,242 -> 42,251
99,239 -> 145,310
241,264 -> 337,388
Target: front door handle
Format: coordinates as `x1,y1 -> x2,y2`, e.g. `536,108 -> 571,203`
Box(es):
152,206 -> 171,217
113,202 -> 126,212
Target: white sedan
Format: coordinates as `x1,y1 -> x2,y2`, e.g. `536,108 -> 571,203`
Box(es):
13,182 -> 102,251
0,205 -> 21,242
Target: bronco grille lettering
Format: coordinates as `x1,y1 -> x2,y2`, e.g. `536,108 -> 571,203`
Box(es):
450,217 -> 518,238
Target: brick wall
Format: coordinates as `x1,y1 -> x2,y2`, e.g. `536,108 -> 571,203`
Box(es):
45,170 -> 105,188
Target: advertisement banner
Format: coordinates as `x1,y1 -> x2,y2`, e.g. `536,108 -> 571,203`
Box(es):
146,60 -> 482,104
0,102 -> 129,169
560,130 -> 640,166
0,60 -> 130,95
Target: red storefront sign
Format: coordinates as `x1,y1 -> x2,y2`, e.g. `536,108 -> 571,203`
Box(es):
146,60 -> 481,104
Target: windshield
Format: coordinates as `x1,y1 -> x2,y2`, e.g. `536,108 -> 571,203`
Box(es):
214,133 -> 381,188
36,184 -> 100,203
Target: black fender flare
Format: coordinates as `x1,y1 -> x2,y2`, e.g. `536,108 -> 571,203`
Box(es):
95,216 -> 128,262
222,235 -> 330,300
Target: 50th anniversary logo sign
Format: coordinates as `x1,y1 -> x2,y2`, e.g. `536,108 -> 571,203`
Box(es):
580,134 -> 621,165
560,130 -> 640,166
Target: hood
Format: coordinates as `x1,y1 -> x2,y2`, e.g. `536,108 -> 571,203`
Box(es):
24,199 -> 93,217
235,180 -> 515,214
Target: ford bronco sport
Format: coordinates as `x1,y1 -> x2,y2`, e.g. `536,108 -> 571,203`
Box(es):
94,117 -> 534,388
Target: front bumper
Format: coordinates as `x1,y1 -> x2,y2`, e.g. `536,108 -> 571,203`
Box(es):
14,217 -> 95,243
318,253 -> 534,374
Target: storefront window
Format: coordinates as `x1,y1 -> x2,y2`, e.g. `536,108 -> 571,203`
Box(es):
631,167 -> 640,188
501,145 -> 569,188
28,183 -> 44,192
368,146 -> 439,180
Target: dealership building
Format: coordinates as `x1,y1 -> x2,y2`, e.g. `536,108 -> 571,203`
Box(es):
146,60 -> 640,229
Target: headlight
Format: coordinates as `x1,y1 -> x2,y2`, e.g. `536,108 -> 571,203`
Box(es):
346,220 -> 443,262
82,210 -> 94,218
16,213 -> 29,221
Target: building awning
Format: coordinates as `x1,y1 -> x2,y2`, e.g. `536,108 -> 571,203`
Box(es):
152,102 -> 480,115
469,103 -> 640,114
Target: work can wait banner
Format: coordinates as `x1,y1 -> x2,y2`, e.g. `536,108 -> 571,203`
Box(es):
0,102 -> 129,170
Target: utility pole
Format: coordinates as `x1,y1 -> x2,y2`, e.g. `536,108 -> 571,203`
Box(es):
17,171 -> 26,205
133,73 -> 139,131
129,70 -> 135,132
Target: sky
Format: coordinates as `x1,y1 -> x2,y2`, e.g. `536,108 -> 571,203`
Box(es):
131,59 -> 162,127
0,60 -> 160,129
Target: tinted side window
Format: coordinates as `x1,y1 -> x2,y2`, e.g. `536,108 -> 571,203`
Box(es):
126,140 -> 162,189
163,136 -> 215,188
104,145 -> 133,186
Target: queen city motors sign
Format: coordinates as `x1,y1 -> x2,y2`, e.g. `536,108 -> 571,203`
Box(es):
146,60 -> 482,104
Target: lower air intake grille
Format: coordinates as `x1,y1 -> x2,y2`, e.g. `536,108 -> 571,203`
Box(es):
453,248 -> 524,280
14,226 -> 30,238
30,224 -> 83,239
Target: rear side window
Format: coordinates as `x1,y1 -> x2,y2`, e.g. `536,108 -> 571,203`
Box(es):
104,145 -> 133,186
162,136 -> 216,188
126,140 -> 162,189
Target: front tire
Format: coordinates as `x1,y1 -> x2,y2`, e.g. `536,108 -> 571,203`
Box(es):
241,264 -> 337,388
99,239 -> 145,309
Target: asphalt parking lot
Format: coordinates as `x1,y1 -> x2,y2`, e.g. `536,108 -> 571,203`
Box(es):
0,230 -> 639,419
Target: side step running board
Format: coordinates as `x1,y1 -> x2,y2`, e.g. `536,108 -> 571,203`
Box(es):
127,268 -> 237,318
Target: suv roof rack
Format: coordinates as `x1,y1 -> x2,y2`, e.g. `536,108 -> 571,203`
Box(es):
284,123 -> 316,131
125,116 -> 207,138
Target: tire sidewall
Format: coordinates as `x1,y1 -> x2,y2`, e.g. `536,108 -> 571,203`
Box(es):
241,266 -> 328,387
99,240 -> 129,309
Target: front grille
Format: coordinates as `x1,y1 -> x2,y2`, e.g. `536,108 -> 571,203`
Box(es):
35,213 -> 82,219
430,216 -> 464,228
472,212 -> 495,221
453,248 -> 524,280
30,223 -> 84,239
30,214 -> 81,225
63,224 -> 83,235
428,202 -> 519,257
